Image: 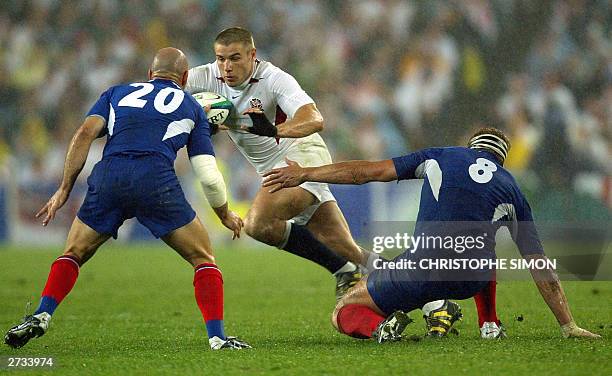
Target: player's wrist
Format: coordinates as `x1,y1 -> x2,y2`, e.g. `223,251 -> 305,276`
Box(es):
246,112 -> 277,137
58,182 -> 74,194
301,168 -> 312,183
560,321 -> 578,338
212,202 -> 229,219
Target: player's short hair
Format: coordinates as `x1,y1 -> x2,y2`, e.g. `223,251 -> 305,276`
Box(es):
215,27 -> 255,49
468,127 -> 511,164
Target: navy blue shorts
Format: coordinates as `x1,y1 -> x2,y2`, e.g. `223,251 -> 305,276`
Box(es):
367,251 -> 488,315
77,155 -> 196,239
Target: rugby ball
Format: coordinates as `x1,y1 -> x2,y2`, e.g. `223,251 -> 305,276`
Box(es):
192,92 -> 233,125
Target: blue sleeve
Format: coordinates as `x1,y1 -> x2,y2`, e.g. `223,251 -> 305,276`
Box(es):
513,194 -> 545,256
86,89 -> 112,137
392,148 -> 443,180
187,105 -> 215,158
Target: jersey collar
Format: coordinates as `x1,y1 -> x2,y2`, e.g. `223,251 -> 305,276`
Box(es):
149,78 -> 182,89
475,149 -> 503,166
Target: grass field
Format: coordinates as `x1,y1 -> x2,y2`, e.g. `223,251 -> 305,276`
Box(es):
0,244 -> 610,375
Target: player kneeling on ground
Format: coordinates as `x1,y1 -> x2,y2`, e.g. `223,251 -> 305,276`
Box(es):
262,127 -> 601,342
5,48 -> 250,351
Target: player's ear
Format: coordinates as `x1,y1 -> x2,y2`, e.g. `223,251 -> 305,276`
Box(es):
181,70 -> 188,88
250,47 -> 256,60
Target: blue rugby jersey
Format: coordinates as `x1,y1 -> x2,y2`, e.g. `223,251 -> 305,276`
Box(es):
86,78 -> 214,165
392,147 -> 544,259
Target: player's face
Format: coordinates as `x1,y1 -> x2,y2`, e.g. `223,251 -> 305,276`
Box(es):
214,42 -> 256,87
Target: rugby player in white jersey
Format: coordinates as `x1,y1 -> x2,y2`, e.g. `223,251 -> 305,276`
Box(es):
188,28 -> 503,338
187,27 -> 374,299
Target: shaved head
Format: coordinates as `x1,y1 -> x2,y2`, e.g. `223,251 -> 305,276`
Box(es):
149,47 -> 189,87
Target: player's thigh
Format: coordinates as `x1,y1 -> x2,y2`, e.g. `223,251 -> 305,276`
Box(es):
247,185 -> 317,223
64,217 -> 111,264
162,216 -> 214,266
307,200 -> 352,234
332,276 -> 385,328
306,201 -> 363,258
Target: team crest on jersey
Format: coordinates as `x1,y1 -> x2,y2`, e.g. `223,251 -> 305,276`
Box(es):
249,98 -> 263,110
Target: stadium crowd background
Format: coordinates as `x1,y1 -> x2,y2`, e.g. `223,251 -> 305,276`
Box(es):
0,0 -> 609,242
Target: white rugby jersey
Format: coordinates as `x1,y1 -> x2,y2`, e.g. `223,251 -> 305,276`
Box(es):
186,60 -> 316,174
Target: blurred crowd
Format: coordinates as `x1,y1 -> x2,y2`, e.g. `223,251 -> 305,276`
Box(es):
0,0 -> 610,220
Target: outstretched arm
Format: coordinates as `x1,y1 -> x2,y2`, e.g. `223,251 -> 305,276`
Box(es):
526,254 -> 600,338
262,158 -> 397,193
36,116 -> 105,225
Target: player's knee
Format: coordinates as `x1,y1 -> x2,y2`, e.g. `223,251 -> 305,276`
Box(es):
331,303 -> 344,331
190,255 -> 215,267
63,243 -> 95,265
244,213 -> 274,243
187,247 -> 215,266
243,214 -> 258,238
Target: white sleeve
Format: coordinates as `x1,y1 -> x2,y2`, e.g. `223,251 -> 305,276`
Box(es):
190,154 -> 227,208
271,69 -> 315,118
186,64 -> 215,94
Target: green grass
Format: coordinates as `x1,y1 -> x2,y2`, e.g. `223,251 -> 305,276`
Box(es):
0,245 -> 610,375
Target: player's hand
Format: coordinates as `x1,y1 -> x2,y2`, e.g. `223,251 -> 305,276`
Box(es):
241,109 -> 277,137
561,322 -> 601,339
262,158 -> 305,193
220,210 -> 244,240
202,105 -> 230,134
35,188 -> 70,226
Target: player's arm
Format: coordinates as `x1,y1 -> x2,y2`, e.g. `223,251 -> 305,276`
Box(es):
513,196 -> 600,338
243,103 -> 323,138
190,154 -> 227,212
190,154 -> 243,239
36,116 -> 105,226
525,254 -> 600,338
190,156 -> 226,210
244,70 -> 323,138
262,158 -> 397,193
188,109 -> 243,239
275,103 -> 323,138
262,148 -> 441,192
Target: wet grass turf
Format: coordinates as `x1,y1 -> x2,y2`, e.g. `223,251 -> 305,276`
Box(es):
0,245 -> 610,375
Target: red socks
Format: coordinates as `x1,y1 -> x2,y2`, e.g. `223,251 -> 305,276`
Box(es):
193,263 -> 225,339
474,277 -> 499,327
336,304 -> 385,339
35,255 -> 81,315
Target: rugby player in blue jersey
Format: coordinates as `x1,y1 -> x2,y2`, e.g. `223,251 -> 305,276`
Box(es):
263,127 -> 600,341
5,48 -> 251,350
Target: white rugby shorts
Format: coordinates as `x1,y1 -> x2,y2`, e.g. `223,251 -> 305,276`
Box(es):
269,133 -> 336,225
